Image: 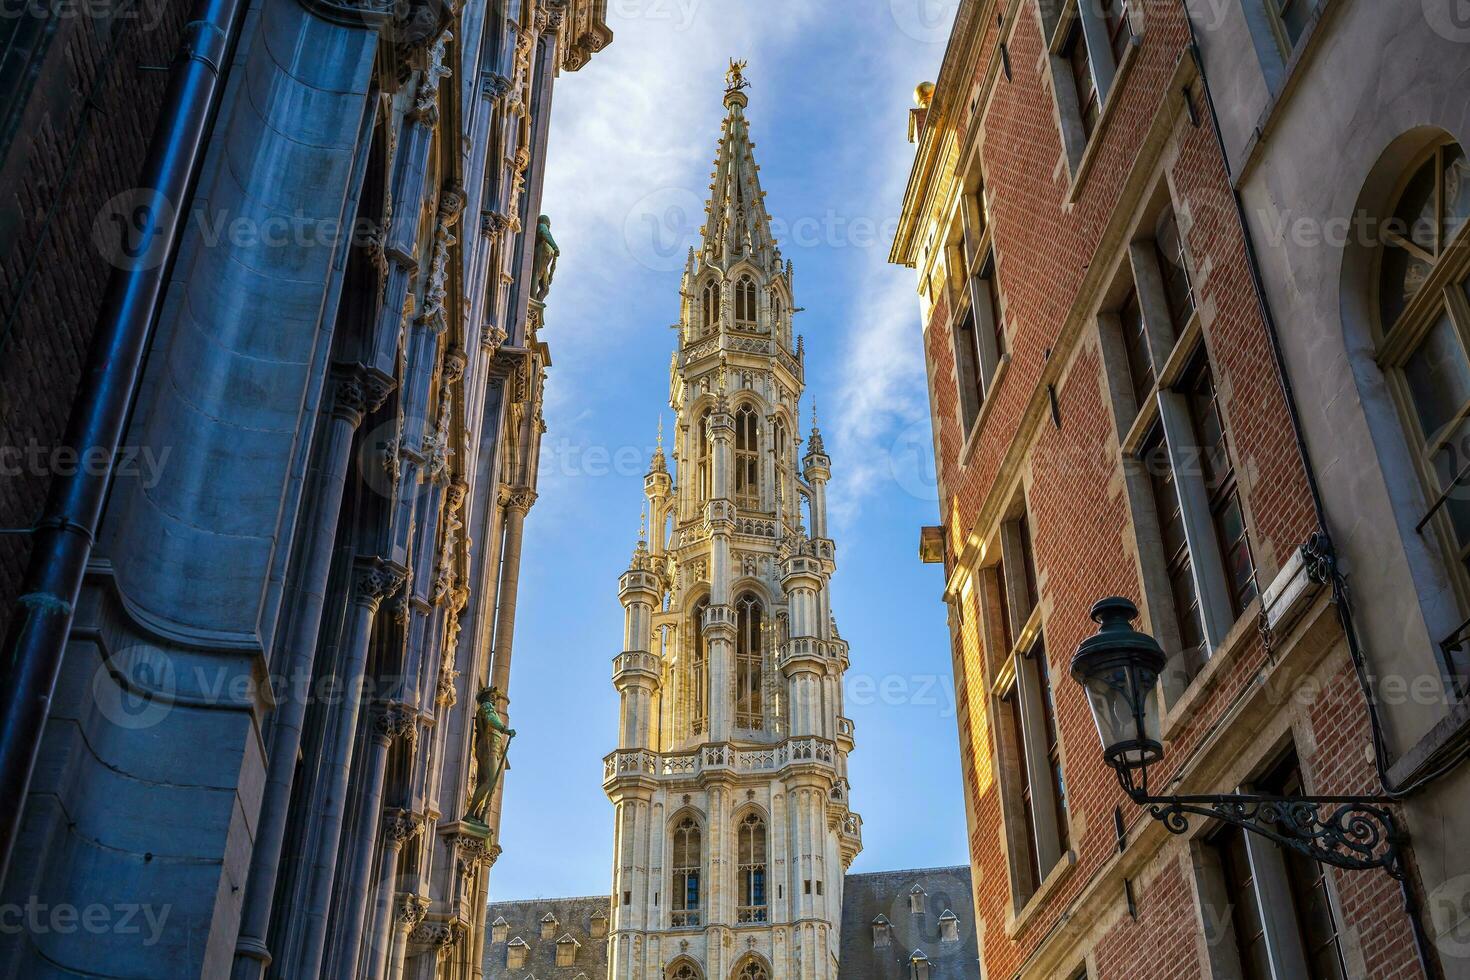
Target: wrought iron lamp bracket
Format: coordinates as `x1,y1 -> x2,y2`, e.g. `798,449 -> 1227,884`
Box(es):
1117,768 -> 1404,879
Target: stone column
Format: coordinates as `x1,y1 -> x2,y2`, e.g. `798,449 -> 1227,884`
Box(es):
389,893 -> 429,980
331,702 -> 417,979
365,809 -> 424,980
292,555 -> 406,979
232,368 -> 392,980
489,487 -> 537,697
617,563 -> 662,750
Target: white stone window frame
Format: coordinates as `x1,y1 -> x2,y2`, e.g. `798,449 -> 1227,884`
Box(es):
948,177 -> 1011,456
669,811 -> 705,929
1238,0 -> 1326,88
983,511 -> 1074,914
1042,0 -> 1145,189
1100,203 -> 1248,708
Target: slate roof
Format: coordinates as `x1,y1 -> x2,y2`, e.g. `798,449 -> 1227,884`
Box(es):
484,866 -> 980,979
837,866 -> 981,979
484,894 -> 611,978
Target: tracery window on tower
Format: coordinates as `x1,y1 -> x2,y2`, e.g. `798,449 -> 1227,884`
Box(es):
735,405 -> 760,510
671,815 -> 703,927
736,812 -> 768,922
734,592 -> 764,730
669,962 -> 702,980
691,597 -> 710,736
698,410 -> 714,502
702,278 -> 721,335
734,957 -> 770,980
736,274 -> 758,326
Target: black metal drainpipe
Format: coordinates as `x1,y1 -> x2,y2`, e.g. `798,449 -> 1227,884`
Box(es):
0,0 -> 249,888
1175,3 -> 1443,976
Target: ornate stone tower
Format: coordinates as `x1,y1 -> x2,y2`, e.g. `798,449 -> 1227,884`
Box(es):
603,63 -> 863,980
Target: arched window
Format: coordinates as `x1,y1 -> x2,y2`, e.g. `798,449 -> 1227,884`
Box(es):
735,593 -> 763,730
703,279 -> 721,334
736,275 -> 758,325
737,813 -> 768,923
734,959 -> 769,980
669,963 -> 702,980
671,816 -> 703,927
698,410 -> 714,502
691,598 -> 709,736
1375,139 -> 1470,688
735,405 -> 759,510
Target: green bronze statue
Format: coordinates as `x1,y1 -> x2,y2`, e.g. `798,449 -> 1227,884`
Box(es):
464,687 -> 515,828
531,214 -> 560,302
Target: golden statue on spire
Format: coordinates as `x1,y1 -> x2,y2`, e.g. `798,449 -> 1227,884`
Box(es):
726,58 -> 750,94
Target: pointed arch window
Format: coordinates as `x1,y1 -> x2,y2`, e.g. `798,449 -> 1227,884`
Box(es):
698,410 -> 714,502
691,598 -> 710,736
669,964 -> 702,980
737,813 -> 769,923
774,418 -> 791,519
703,279 -> 721,334
735,959 -> 769,980
735,593 -> 764,730
671,816 -> 703,927
736,275 -> 758,325
735,405 -> 760,510
1375,138 -> 1470,691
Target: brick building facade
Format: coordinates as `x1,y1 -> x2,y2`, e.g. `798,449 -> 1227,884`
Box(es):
892,1 -> 1467,977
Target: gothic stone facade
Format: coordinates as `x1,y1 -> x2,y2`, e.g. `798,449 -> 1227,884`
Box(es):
0,0 -> 610,977
892,0 -> 1463,978
483,867 -> 981,980
601,72 -> 863,980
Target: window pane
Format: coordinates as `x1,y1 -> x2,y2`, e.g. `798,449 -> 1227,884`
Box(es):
1155,209 -> 1195,333
1104,0 -> 1131,64
1066,23 -> 1098,139
1403,313 -> 1470,441
1445,144 -> 1470,245
1217,827 -> 1272,980
1142,425 -> 1205,666
1380,241 -> 1434,330
1034,643 -> 1070,854
1395,153 -> 1439,254
1119,289 -> 1154,414
1001,690 -> 1041,892
1276,0 -> 1312,49
954,309 -> 984,431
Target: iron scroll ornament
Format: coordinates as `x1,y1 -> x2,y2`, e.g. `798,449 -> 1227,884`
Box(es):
1118,774 -> 1406,878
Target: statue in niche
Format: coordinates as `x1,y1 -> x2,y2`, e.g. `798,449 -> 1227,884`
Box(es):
464,687 -> 516,829
531,214 -> 560,302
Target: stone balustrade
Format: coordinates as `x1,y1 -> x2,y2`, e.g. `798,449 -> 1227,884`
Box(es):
602,736 -> 839,788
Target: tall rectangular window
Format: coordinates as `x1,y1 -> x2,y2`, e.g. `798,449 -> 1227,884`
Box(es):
1155,207 -> 1195,333
1141,425 -> 1206,673
1119,288 -> 1154,415
1065,21 -> 1099,141
1205,750 -> 1347,980
953,309 -> 985,433
1183,353 -> 1258,615
953,186 -> 1004,437
990,511 -> 1069,906
1103,0 -> 1132,65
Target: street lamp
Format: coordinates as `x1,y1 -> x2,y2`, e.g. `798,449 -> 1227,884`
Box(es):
1071,596 -> 1407,879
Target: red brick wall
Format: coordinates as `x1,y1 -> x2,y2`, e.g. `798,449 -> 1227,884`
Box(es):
916,2 -> 1422,977
0,3 -> 188,637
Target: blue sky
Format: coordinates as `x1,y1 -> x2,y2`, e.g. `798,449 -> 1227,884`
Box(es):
493,0 -> 963,898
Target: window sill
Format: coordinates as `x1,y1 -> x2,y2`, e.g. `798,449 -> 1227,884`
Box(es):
1004,849 -> 1077,938
1065,36 -> 1142,206
1160,596 -> 1263,743
958,353 -> 1012,469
